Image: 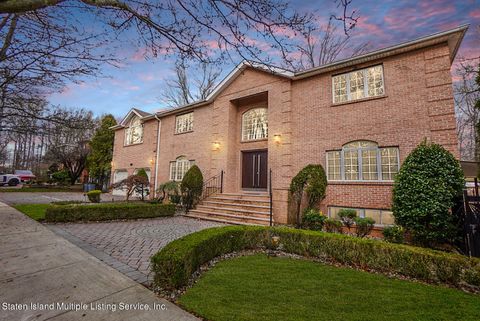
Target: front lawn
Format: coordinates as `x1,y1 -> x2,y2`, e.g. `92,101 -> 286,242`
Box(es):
14,204 -> 49,221
179,254 -> 480,321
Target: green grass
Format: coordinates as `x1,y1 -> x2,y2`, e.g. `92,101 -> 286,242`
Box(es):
0,187 -> 82,193
179,254 -> 480,321
13,204 -> 50,221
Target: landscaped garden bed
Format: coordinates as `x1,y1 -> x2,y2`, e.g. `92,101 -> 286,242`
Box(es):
151,226 -> 480,291
178,254 -> 480,321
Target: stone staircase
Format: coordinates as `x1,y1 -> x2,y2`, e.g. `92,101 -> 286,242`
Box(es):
185,192 -> 272,226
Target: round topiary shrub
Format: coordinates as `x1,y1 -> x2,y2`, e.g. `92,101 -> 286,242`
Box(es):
86,189 -> 101,203
289,164 -> 327,226
392,141 -> 465,246
181,165 -> 204,212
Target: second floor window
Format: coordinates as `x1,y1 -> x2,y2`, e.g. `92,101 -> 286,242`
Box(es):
175,112 -> 193,134
326,141 -> 399,181
242,107 -> 268,141
125,116 -> 143,145
333,65 -> 384,103
169,156 -> 194,181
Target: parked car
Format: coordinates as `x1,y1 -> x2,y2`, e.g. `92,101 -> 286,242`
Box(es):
14,170 -> 36,182
0,174 -> 21,186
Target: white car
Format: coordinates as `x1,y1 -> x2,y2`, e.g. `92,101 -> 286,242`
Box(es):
0,174 -> 21,186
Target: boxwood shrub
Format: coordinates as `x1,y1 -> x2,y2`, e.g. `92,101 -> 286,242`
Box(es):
45,202 -> 175,222
151,226 -> 480,290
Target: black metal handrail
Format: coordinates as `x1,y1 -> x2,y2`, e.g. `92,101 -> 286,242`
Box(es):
201,170 -> 224,200
269,168 -> 273,227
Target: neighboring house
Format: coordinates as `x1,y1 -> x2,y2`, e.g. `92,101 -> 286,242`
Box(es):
111,25 -> 467,227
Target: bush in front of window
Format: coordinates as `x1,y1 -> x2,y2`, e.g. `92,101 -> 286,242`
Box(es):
289,164 -> 327,227
324,218 -> 343,233
392,141 -> 465,247
302,208 -> 326,231
354,217 -> 375,238
382,225 -> 405,244
338,209 -> 357,231
156,181 -> 181,204
181,165 -> 203,212
86,190 -> 102,203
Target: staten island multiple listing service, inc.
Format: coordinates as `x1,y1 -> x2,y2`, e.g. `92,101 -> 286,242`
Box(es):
1,301 -> 168,313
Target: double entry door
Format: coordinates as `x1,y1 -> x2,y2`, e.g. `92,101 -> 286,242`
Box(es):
241,150 -> 267,189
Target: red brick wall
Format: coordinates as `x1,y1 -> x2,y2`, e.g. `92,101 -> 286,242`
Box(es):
111,42 -> 458,223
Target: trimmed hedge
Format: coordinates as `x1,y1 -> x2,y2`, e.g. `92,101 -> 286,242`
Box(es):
151,226 -> 480,290
45,203 -> 175,222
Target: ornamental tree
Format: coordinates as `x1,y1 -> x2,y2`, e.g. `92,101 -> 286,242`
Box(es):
289,164 -> 327,226
392,141 -> 465,246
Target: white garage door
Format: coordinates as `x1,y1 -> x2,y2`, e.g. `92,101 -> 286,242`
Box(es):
112,170 -> 128,196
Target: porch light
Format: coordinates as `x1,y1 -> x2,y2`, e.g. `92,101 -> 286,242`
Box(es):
273,134 -> 282,144
149,158 -> 154,165
212,141 -> 221,151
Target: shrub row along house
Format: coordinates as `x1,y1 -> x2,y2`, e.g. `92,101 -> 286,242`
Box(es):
110,25 -> 467,227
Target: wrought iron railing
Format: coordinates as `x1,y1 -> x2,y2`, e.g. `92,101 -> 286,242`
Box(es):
269,168 -> 273,227
201,170 -> 224,200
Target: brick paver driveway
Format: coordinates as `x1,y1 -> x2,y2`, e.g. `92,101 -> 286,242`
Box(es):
47,216 -> 224,285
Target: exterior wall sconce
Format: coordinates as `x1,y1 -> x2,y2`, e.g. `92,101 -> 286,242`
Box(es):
273,134 -> 282,144
212,141 -> 221,151
149,158 -> 154,165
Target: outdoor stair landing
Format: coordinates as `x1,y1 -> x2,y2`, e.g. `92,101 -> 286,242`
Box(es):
185,192 -> 272,226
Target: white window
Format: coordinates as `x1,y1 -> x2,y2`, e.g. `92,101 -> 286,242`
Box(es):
326,141 -> 399,181
332,65 -> 384,103
242,108 -> 268,141
328,206 -> 394,226
175,112 -> 193,134
169,156 -> 194,181
125,116 -> 143,145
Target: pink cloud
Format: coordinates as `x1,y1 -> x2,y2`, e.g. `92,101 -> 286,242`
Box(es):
357,16 -> 386,38
470,9 -> 480,19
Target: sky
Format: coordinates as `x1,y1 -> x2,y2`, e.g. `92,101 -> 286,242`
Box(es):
48,0 -> 480,118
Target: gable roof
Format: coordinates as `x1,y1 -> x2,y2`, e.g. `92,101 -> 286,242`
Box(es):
110,24 -> 469,127
110,108 -> 153,130
152,24 -> 468,119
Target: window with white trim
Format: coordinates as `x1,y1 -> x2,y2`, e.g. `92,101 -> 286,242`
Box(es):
328,206 -> 394,226
124,116 -> 143,145
175,112 -> 193,134
242,108 -> 268,141
332,65 -> 384,103
169,156 -> 194,181
326,141 -> 399,181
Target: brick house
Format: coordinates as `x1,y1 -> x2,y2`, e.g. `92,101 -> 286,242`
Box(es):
110,25 -> 467,227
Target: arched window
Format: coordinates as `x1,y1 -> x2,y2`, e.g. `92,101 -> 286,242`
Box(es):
125,116 -> 143,145
326,140 -> 399,181
169,156 -> 194,181
242,108 -> 268,141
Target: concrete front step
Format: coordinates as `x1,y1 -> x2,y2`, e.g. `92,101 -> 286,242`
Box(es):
196,205 -> 270,219
185,213 -> 262,226
209,196 -> 270,205
186,209 -> 272,226
201,200 -> 270,211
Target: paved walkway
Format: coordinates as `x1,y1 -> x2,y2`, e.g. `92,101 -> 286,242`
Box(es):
48,217 -> 223,285
0,191 -> 124,205
0,202 -> 199,321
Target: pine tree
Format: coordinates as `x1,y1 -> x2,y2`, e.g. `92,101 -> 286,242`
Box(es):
87,115 -> 117,189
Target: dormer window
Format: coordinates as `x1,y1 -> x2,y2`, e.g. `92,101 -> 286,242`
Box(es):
332,65 -> 384,104
125,116 -> 143,145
